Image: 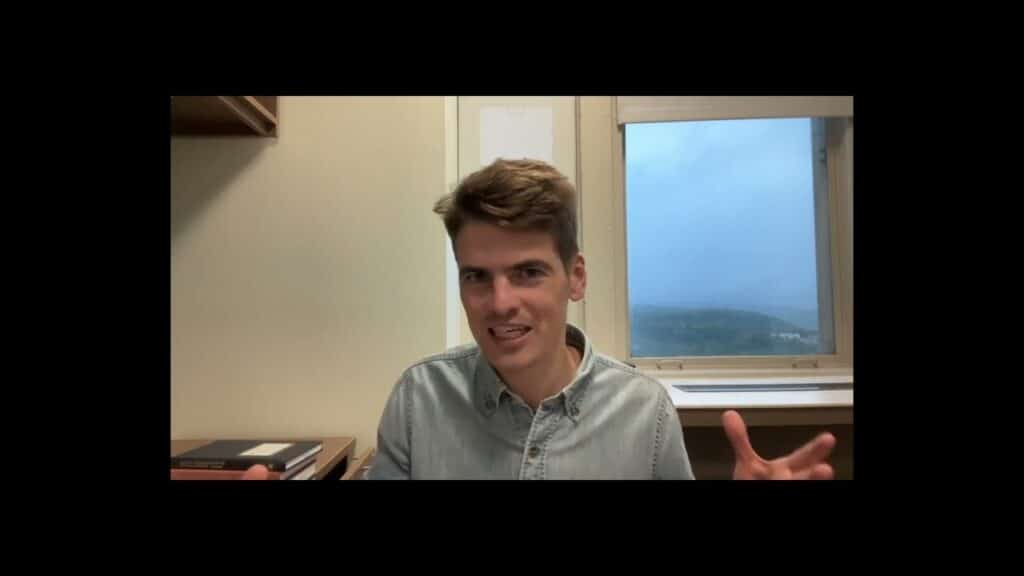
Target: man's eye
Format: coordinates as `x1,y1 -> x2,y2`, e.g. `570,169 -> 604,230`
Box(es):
461,272 -> 481,283
519,267 -> 544,279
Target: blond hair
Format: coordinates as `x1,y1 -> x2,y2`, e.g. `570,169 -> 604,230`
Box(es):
433,158 -> 578,268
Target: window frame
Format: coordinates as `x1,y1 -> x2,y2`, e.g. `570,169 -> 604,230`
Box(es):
577,97 -> 853,382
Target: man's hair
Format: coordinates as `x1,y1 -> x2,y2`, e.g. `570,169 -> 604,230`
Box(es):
433,158 -> 579,268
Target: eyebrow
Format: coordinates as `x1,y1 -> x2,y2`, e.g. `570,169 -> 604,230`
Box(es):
458,266 -> 488,276
512,260 -> 554,272
458,260 -> 554,276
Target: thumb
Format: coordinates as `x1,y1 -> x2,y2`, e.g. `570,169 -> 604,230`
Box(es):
722,410 -> 758,463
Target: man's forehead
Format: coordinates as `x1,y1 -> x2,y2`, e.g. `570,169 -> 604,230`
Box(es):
456,244 -> 560,269
454,222 -> 560,265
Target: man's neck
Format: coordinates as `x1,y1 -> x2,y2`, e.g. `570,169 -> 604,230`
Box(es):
500,343 -> 581,411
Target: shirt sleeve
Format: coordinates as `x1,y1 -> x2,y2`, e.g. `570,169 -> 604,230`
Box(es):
365,372 -> 412,480
653,391 -> 696,480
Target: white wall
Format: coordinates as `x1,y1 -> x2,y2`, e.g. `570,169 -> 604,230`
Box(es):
171,97 -> 448,453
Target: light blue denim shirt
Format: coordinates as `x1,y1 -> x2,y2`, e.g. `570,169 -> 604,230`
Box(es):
367,324 -> 694,480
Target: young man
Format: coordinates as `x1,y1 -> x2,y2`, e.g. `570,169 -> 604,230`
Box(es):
236,158 -> 835,481
358,158 -> 836,480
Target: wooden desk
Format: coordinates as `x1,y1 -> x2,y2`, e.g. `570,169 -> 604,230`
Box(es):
171,437 -> 356,480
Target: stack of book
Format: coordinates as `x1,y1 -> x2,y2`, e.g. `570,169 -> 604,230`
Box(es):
170,440 -> 323,480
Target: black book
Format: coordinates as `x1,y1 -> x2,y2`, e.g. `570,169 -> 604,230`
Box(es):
170,440 -> 323,472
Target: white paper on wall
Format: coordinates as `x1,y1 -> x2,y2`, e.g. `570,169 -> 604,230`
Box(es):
479,106 -> 554,166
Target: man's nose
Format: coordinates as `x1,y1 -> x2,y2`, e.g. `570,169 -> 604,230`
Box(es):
490,276 -> 519,316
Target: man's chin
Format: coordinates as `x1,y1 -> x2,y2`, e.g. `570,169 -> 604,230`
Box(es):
483,348 -> 534,374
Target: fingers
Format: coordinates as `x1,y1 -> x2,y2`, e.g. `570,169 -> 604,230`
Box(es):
784,432 -> 836,471
734,459 -> 773,480
809,464 -> 834,480
242,464 -> 270,480
793,463 -> 834,480
722,410 -> 758,463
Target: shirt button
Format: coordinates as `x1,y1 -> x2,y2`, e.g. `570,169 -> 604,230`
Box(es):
569,405 -> 579,417
484,398 -> 496,410
528,445 -> 540,459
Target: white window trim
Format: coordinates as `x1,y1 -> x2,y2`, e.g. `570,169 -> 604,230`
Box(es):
578,97 -> 853,398
616,96 -> 853,124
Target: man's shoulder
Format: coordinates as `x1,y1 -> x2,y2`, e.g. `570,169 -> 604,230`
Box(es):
589,352 -> 671,403
397,343 -> 482,388
591,351 -> 658,385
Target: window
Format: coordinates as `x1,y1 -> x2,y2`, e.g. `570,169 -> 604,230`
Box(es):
625,117 -> 832,358
577,96 -> 853,376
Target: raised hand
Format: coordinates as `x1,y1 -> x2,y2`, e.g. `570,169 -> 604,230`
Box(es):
722,410 -> 836,480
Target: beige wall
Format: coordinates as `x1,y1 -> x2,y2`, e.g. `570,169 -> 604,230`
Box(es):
171,97 -> 447,452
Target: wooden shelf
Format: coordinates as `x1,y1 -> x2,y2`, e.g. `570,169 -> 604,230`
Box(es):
172,96 -> 278,136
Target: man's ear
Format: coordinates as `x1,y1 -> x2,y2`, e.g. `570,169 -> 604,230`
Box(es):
568,253 -> 586,302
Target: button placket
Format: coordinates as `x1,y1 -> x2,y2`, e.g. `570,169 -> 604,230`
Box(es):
519,406 -> 552,479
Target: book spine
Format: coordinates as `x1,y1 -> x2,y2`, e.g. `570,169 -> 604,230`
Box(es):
171,468 -> 284,480
169,458 -> 287,472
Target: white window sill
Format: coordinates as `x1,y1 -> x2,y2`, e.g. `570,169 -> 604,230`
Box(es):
656,375 -> 854,409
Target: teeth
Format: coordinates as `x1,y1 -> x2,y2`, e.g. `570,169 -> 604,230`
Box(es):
494,326 -> 528,339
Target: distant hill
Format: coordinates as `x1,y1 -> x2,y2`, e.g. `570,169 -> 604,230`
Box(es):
630,305 -> 820,357
742,305 -> 819,332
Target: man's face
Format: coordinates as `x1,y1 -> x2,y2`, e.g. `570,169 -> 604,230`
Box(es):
455,220 -> 586,377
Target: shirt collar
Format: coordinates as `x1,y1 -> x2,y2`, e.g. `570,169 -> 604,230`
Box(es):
474,323 -> 595,422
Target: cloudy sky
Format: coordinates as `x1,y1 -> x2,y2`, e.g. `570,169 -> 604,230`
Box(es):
625,117 -> 821,314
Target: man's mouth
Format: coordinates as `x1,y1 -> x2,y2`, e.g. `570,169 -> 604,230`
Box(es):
489,325 -> 532,341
